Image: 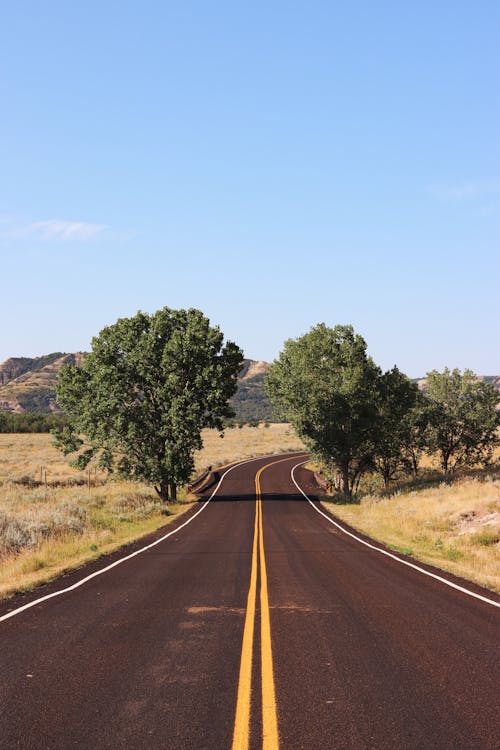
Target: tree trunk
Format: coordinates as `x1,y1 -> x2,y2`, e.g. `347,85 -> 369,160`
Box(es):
340,464 -> 351,498
442,451 -> 450,475
353,473 -> 363,495
170,483 -> 177,502
155,482 -> 170,502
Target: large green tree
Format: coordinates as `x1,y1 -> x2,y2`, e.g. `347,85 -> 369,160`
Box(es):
266,324 -> 381,497
53,307 -> 243,501
425,368 -> 499,474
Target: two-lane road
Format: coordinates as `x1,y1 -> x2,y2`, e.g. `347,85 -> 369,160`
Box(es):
1,453 -> 499,749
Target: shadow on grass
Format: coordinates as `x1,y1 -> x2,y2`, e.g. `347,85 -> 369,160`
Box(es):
320,463 -> 500,505
383,464 -> 499,497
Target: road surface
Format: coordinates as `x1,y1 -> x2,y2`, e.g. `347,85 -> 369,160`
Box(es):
0,453 -> 499,749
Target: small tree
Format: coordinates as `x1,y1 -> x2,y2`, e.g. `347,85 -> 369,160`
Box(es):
373,367 -> 420,488
53,307 -> 243,501
425,368 -> 499,474
266,324 -> 381,497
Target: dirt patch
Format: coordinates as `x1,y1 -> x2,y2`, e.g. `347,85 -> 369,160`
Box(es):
455,509 -> 500,535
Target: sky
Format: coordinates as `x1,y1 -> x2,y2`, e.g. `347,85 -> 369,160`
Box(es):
1,2 -> 498,377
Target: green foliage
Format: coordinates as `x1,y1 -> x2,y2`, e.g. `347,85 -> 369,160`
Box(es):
266,326 -> 499,497
0,412 -> 69,433
373,367 -> 420,487
52,307 -> 243,501
425,368 -> 500,474
400,390 -> 433,478
266,323 -> 381,496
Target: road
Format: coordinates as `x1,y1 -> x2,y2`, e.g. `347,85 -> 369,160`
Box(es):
0,453 -> 499,749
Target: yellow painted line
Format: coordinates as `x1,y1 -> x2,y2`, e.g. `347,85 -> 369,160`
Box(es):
256,467 -> 279,750
231,490 -> 259,750
232,456 -> 298,750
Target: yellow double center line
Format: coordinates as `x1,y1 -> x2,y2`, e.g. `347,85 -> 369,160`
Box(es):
232,458 -> 291,750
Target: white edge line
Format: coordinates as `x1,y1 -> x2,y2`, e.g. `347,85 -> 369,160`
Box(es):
0,452 -> 302,624
291,461 -> 500,610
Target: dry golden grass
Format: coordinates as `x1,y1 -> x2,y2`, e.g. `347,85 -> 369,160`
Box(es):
0,433 -> 85,484
0,425 -> 303,599
0,424 -> 303,485
193,423 -> 304,472
323,473 -> 500,593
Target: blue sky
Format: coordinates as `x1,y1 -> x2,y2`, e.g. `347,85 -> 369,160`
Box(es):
1,2 -> 498,376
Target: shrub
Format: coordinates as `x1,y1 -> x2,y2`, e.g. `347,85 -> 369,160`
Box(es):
0,503 -> 88,556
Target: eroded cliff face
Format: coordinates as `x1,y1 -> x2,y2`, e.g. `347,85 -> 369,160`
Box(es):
0,353 -> 87,413
239,360 -> 270,381
0,358 -> 37,386
0,353 -> 72,386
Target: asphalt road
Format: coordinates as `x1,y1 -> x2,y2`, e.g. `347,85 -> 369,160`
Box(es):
0,453 -> 499,750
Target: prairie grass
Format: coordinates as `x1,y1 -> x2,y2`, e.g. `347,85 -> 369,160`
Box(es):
193,423 -> 304,471
0,425 -> 303,599
322,472 -> 500,592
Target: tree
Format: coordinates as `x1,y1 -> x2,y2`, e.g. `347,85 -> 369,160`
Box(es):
373,366 -> 420,488
400,390 -> 432,478
425,368 -> 500,474
53,307 -> 243,501
266,324 -> 381,497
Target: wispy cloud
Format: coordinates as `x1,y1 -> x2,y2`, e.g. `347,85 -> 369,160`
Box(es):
0,216 -> 107,241
427,179 -> 500,202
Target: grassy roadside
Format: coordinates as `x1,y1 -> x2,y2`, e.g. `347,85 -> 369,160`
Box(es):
319,470 -> 500,593
0,483 -> 194,601
0,424 -> 304,600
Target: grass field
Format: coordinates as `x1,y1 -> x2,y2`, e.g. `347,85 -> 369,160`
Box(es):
322,469 -> 500,593
0,424 -> 304,599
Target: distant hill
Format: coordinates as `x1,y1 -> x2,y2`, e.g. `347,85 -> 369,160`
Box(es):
0,353 -> 66,386
2,353 -> 498,423
231,360 -> 274,422
0,353 -> 86,413
0,353 -> 276,422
